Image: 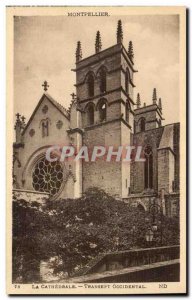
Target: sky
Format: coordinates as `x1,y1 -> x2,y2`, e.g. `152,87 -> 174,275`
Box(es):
14,14 -> 180,125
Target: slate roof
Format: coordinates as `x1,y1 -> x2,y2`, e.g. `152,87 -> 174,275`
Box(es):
45,93 -> 70,119
158,124 -> 174,151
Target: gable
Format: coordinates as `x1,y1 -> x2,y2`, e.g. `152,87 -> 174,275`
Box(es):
21,94 -> 71,148
22,93 -> 70,136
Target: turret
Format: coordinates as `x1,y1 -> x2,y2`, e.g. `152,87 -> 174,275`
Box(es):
136,93 -> 141,108
117,20 -> 123,44
134,88 -> 164,133
152,88 -> 157,105
76,41 -> 82,63
128,41 -> 134,63
158,97 -> 162,110
95,31 -> 102,53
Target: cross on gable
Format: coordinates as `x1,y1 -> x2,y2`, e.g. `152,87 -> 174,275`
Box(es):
16,113 -> 21,120
70,92 -> 76,100
42,81 -> 49,91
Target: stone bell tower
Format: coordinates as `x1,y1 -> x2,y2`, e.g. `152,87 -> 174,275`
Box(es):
134,88 -> 164,133
73,20 -> 138,198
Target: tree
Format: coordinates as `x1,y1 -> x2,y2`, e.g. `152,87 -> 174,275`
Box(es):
13,188 -> 179,282
12,199 -> 53,282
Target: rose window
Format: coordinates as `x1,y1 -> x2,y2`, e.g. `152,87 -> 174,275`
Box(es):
32,157 -> 63,196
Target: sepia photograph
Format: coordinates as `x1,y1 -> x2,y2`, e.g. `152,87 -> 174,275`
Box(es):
6,6 -> 186,294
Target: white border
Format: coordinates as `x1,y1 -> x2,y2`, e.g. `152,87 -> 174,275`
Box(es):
1,0 -> 191,299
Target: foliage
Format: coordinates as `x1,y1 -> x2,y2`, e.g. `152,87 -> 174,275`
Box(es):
12,188 -> 180,282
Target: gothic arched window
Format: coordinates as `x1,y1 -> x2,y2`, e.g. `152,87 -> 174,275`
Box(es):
125,70 -> 129,94
41,119 -> 50,137
98,99 -> 107,122
144,145 -> 153,189
125,101 -> 130,123
137,203 -> 145,212
140,118 -> 146,132
99,68 -> 107,93
86,103 -> 94,125
87,74 -> 94,97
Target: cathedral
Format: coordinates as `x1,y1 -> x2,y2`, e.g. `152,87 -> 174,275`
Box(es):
13,20 -> 180,217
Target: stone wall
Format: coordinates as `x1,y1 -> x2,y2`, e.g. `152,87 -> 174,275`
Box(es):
130,127 -> 164,194
13,189 -> 49,203
157,124 -> 177,194
79,245 -> 180,276
165,193 -> 180,217
82,120 -> 122,196
158,149 -> 175,193
72,260 -> 180,283
124,194 -> 156,211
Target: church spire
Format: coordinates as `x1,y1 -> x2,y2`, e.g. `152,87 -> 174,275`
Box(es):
95,31 -> 102,53
128,41 -> 134,63
152,88 -> 157,104
158,97 -> 162,110
136,93 -> 141,108
76,41 -> 82,63
117,20 -> 123,44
